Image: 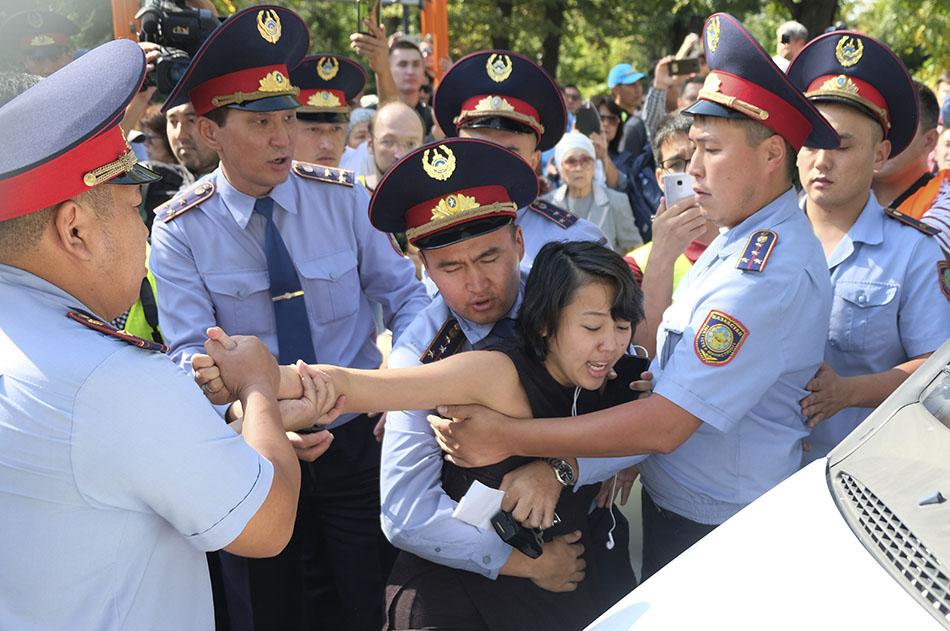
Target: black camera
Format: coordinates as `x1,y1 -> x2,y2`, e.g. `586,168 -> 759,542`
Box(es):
491,510 -> 544,559
136,0 -> 220,94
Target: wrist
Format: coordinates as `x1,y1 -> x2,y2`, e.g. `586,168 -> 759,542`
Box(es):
545,457 -> 576,487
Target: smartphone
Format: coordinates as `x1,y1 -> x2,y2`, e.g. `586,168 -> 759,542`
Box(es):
669,57 -> 701,76
575,352 -> 652,413
663,172 -> 694,205
355,0 -> 380,34
574,104 -> 601,135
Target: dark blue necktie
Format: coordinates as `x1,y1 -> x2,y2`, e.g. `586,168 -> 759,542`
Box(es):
254,196 -> 316,364
473,317 -> 517,350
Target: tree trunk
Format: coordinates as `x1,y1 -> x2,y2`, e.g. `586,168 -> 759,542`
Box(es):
781,0 -> 840,41
540,0 -> 566,79
491,0 -> 514,51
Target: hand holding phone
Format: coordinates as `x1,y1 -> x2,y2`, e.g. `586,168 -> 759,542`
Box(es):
663,172 -> 694,206
669,57 -> 701,76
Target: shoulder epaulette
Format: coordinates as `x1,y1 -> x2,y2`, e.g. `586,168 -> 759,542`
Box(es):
883,206 -> 939,236
156,179 -> 215,223
67,310 -> 169,353
293,161 -> 355,187
419,318 -> 465,364
527,200 -> 579,229
736,229 -> 777,273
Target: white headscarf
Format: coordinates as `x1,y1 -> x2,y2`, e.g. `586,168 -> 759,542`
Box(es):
554,131 -> 595,167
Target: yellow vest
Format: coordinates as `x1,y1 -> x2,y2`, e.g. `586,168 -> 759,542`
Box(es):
628,242 -> 694,292
122,245 -> 162,343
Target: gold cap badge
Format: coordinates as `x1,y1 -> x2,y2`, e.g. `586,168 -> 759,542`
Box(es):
316,57 -> 339,81
422,145 -> 456,181
258,70 -> 290,92
308,91 -> 343,108
835,35 -> 863,67
486,53 -> 513,83
257,9 -> 282,44
706,16 -> 721,54
431,193 -> 478,220
474,95 -> 515,113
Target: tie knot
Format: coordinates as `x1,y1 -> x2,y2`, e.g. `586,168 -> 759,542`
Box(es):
254,196 -> 274,220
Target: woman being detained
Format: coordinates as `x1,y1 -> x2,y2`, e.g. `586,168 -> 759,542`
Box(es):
198,240 -> 645,631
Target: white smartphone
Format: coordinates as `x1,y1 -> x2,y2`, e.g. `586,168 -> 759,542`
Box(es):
662,172 -> 694,205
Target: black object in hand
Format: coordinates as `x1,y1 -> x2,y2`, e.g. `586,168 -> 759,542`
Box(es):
491,510 -> 544,559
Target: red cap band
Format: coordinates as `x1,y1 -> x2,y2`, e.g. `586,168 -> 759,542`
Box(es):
20,32 -> 68,48
456,94 -> 544,138
405,184 -> 516,243
0,125 -> 128,220
188,64 -> 296,116
806,74 -> 889,130
703,71 -> 812,150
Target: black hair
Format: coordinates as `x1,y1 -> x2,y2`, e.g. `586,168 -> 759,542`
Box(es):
915,81 -> 939,132
680,75 -> 705,97
202,106 -> 230,127
652,112 -> 693,165
389,39 -> 423,58
518,240 -> 644,363
591,95 -> 624,155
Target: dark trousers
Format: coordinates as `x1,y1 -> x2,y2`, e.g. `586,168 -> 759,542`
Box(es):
587,505 -> 638,611
640,490 -> 718,581
217,415 -> 396,631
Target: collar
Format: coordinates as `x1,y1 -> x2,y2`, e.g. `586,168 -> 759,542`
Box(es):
215,168 -> 299,229
824,193 -> 885,269
451,269 -> 527,345
0,263 -> 98,316
552,183 -> 608,206
712,187 -> 800,261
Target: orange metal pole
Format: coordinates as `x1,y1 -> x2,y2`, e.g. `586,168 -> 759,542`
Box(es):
421,0 -> 449,84
111,0 -> 140,41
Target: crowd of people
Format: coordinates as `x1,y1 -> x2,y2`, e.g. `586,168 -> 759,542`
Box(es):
1,4 -> 949,631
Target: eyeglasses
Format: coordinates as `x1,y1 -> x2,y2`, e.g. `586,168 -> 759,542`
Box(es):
564,92 -> 582,101
659,156 -> 689,173
599,113 -> 620,123
562,156 -> 594,169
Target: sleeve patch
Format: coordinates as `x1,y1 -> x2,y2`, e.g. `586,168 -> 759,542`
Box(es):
527,200 -> 579,229
883,206 -> 939,236
694,309 -> 748,366
938,260 -> 950,301
736,230 -> 777,273
293,161 -> 355,187
156,179 -> 215,223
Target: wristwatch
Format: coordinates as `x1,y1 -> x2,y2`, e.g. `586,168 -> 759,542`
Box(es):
545,458 -> 576,487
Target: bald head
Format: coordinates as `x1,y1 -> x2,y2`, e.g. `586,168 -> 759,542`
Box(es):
369,101 -> 425,177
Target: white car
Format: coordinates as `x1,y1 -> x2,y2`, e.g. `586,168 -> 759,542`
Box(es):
588,338 -> 950,630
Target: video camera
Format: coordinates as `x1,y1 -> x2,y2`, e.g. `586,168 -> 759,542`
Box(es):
136,0 -> 220,94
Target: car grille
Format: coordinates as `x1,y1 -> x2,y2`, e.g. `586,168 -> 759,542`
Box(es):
838,471 -> 950,625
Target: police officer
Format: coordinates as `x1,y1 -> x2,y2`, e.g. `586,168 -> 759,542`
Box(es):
433,49 -> 607,266
429,12 -> 839,580
148,6 -> 430,630
786,31 -> 950,463
0,38 -> 303,630
290,54 -> 367,168
0,9 -> 76,77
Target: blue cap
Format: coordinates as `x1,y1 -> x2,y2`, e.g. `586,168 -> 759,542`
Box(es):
0,39 -> 160,220
787,31 -> 918,157
607,64 -> 645,89
0,10 -> 76,56
433,50 -> 566,151
162,5 -> 308,116
683,13 -> 839,151
370,138 -> 538,249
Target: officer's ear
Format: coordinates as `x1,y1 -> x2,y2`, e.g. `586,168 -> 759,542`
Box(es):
197,116 -> 225,152
51,195 -> 101,262
873,137 -> 892,171
761,134 -> 787,176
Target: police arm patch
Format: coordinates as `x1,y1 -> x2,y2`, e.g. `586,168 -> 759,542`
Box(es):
938,259 -> 950,301
736,230 -> 777,272
694,309 -> 748,366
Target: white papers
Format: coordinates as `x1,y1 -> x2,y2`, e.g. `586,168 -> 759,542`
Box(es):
452,480 -> 505,530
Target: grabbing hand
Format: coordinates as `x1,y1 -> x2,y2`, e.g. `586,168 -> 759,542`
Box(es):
203,327 -> 280,400
500,460 -> 564,530
287,429 -> 334,462
278,361 -> 345,431
428,404 -> 515,467
629,369 -> 654,399
193,351 -> 234,405
800,362 -> 852,427
594,466 -> 639,508
530,531 -> 586,593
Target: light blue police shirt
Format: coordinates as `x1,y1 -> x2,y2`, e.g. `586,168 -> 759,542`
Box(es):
638,188 -> 833,524
803,194 -> 950,462
516,204 -> 606,267
381,279 -> 525,578
0,264 -> 273,630
150,166 -> 430,426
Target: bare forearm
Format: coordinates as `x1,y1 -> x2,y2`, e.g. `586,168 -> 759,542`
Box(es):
844,356 -> 928,409
499,549 -> 535,579
603,158 -> 619,189
505,395 -> 700,458
375,69 -> 400,104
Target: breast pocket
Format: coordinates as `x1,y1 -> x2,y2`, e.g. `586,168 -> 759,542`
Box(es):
297,250 -> 360,324
828,281 -> 899,353
203,270 -> 272,335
